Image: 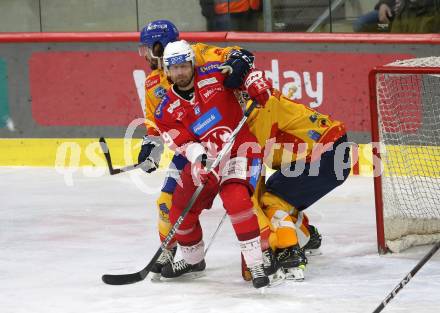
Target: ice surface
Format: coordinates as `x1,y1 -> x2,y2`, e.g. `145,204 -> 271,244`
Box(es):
1,168 -> 439,313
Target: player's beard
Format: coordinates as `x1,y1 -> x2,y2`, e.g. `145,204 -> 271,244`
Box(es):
175,72 -> 194,90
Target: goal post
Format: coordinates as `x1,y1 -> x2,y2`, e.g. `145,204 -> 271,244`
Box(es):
369,57 -> 440,254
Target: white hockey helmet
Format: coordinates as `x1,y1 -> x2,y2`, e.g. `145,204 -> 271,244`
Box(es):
163,40 -> 195,71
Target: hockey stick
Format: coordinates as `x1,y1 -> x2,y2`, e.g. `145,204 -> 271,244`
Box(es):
204,213 -> 228,256
99,137 -> 149,175
102,100 -> 258,285
100,135 -> 227,254
372,241 -> 440,313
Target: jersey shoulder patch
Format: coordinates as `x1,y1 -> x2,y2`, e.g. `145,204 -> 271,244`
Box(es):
145,74 -> 161,90
197,62 -> 221,76
153,86 -> 167,99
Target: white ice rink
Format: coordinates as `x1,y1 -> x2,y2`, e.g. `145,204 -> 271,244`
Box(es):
1,167 -> 440,313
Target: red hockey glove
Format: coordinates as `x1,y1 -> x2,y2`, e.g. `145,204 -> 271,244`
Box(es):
244,70 -> 272,108
185,142 -> 219,187
190,155 -> 219,187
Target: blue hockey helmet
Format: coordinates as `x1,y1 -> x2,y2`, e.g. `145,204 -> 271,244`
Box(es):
139,20 -> 179,50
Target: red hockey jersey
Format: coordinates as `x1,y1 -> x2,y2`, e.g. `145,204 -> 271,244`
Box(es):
154,62 -> 260,160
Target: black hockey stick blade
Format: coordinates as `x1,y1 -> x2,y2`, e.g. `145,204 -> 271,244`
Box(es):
102,272 -> 143,285
102,244 -> 164,285
99,137 -> 143,175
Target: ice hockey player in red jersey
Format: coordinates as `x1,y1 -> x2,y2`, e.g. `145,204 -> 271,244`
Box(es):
154,40 -> 272,289
136,20 -> 255,279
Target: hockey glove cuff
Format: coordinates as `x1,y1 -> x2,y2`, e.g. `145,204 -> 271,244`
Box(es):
244,69 -> 272,108
219,49 -> 255,89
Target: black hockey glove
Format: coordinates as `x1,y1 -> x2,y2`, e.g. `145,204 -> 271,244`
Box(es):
219,49 -> 255,89
138,135 -> 164,173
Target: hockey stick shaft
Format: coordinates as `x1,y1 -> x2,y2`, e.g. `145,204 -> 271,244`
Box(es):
102,100 -> 258,285
372,241 -> 440,313
99,137 -> 144,175
204,213 -> 228,256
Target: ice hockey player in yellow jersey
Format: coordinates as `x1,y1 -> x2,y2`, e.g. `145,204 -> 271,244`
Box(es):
241,73 -> 350,281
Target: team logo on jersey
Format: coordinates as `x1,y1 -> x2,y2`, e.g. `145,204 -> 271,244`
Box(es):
194,106 -> 201,115
155,95 -> 169,118
197,77 -> 218,88
200,85 -> 224,102
200,126 -> 232,157
145,75 -> 160,90
154,86 -> 166,99
159,203 -> 170,216
167,99 -> 181,114
197,62 -> 221,76
308,130 -> 321,141
190,107 -> 222,136
176,111 -> 184,121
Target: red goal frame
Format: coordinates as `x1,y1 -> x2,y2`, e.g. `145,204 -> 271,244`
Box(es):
369,65 -> 440,254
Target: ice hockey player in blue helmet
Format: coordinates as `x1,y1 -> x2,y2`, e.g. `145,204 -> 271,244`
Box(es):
138,19 -> 179,70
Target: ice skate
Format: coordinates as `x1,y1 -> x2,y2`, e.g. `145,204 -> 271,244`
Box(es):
303,225 -> 322,256
249,263 -> 270,289
262,249 -> 285,287
276,245 -> 307,281
161,258 -> 206,279
149,246 -> 177,281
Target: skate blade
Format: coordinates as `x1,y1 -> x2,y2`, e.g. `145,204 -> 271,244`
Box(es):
304,248 -> 322,256
162,270 -> 206,281
268,268 -> 286,287
285,266 -> 305,281
184,271 -> 206,279
150,272 -> 162,282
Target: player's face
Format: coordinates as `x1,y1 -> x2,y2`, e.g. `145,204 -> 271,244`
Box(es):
168,62 -> 194,90
139,43 -> 164,70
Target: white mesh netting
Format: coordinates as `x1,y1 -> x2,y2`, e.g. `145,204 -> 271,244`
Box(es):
388,56 -> 440,68
375,56 -> 440,252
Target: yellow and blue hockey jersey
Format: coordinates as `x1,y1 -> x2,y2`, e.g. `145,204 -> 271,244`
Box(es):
247,91 -> 346,169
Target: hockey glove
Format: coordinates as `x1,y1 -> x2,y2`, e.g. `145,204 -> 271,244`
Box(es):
244,69 -> 272,108
190,154 -> 219,187
185,142 -> 219,186
138,135 -> 164,173
219,49 -> 255,89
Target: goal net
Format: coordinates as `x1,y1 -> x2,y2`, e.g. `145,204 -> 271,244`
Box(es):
369,56 -> 440,253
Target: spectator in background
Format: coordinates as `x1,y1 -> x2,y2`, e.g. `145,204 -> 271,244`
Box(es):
201,0 -> 261,31
383,0 -> 440,32
354,0 -> 440,33
352,7 -> 387,32
200,0 -> 216,31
